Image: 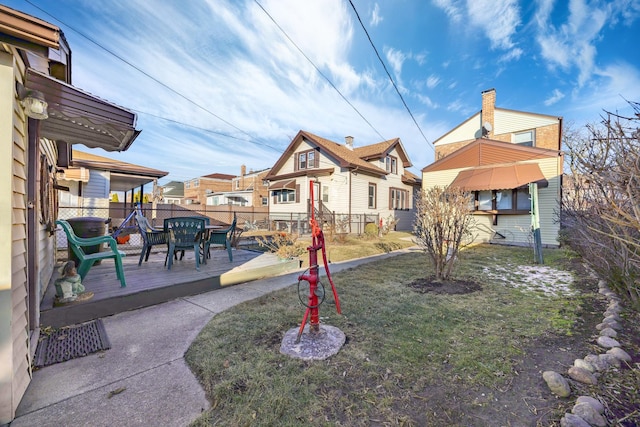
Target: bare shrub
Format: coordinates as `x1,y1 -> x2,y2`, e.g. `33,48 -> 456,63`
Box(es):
414,186 -> 476,280
562,100 -> 640,309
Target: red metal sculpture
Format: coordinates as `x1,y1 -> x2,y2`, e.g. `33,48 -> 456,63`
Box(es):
296,181 -> 342,342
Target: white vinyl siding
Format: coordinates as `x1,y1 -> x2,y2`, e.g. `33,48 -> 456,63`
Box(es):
434,113 -> 481,146
493,110 -> 559,135
422,156 -> 561,247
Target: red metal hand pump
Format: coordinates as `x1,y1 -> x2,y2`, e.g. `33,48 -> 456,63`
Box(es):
296,181 -> 341,342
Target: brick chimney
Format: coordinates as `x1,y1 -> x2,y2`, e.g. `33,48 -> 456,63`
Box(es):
345,135 -> 354,150
240,164 -> 246,176
481,88 -> 495,138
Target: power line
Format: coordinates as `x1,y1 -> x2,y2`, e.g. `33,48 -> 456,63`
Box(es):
347,0 -> 434,153
131,109 -> 281,152
254,0 -> 388,143
23,0 -> 277,151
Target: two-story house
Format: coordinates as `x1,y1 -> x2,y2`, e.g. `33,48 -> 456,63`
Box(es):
183,172 -> 234,205
422,89 -> 563,247
206,165 -> 271,209
264,130 -> 421,232
159,180 -> 184,204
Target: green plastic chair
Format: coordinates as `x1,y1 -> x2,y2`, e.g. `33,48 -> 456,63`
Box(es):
135,206 -> 168,266
204,214 -> 237,263
56,220 -> 127,287
164,217 -> 207,271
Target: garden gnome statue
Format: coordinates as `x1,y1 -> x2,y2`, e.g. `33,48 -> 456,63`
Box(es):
54,261 -> 93,304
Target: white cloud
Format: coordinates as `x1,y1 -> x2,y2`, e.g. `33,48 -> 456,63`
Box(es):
499,47 -> 523,62
432,0 -> 464,23
534,0 -> 632,88
370,3 -> 383,26
466,0 -> 521,50
544,89 -> 566,106
426,75 -> 441,89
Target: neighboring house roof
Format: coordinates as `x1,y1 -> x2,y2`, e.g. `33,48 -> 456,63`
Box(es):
401,170 -> 421,186
354,138 -> 412,167
266,130 -> 409,180
161,181 -> 184,197
69,150 -> 168,192
201,173 -> 236,180
422,138 -> 560,173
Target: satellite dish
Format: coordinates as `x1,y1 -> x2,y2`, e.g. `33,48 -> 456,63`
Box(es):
483,122 -> 492,132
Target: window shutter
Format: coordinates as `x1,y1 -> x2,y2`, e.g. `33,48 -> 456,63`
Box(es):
389,188 -> 393,209
294,153 -> 299,171
273,193 -> 277,204
295,184 -> 300,203
314,150 -> 319,168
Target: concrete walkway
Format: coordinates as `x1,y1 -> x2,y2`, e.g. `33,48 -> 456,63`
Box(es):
11,248 -> 417,426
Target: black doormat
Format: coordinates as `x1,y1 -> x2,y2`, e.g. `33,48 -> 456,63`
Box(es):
35,319 -> 111,368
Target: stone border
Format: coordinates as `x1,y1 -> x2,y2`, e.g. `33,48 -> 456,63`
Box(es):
542,280 -> 633,427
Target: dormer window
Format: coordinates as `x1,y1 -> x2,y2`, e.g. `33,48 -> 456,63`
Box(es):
384,156 -> 398,174
295,149 -> 318,170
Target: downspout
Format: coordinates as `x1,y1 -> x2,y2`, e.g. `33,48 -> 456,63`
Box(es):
348,169 -> 352,233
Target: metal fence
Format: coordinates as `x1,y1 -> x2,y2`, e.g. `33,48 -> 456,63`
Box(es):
56,203 -> 381,261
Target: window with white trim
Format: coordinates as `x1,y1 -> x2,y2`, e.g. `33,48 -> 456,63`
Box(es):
390,187 -> 409,209
275,189 -> 296,203
368,183 -> 376,209
514,130 -> 535,147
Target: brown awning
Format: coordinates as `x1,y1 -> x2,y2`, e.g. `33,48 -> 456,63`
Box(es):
25,68 -> 141,152
56,167 -> 89,182
269,179 -> 296,190
449,163 -> 547,191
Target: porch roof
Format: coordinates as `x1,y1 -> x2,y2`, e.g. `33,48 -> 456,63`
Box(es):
26,68 -> 141,152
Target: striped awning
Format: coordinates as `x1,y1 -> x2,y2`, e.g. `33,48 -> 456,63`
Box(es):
269,179 -> 296,190
450,163 -> 547,191
56,167 -> 89,182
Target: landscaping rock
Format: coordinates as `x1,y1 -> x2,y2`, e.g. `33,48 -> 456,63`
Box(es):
575,396 -> 605,414
571,402 -> 607,427
598,353 -> 621,368
596,320 -> 621,330
584,354 -> 607,371
596,335 -> 620,349
604,313 -> 620,322
568,366 -> 598,385
573,358 -> 595,373
599,327 -> 617,338
543,371 -> 571,397
560,413 -> 591,427
607,347 -> 631,362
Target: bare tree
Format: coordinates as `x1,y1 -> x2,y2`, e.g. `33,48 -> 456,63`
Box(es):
562,100 -> 640,309
414,186 -> 475,280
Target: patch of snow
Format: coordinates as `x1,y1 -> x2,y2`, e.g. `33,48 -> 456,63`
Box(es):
481,265 -> 576,296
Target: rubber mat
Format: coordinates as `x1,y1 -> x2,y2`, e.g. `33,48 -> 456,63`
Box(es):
34,319 -> 111,368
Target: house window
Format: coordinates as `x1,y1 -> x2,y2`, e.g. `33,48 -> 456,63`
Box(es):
384,156 -> 398,174
368,183 -> 376,209
472,188 -> 531,212
185,181 -> 190,189
322,185 -> 329,203
261,197 -> 268,206
275,189 -> 296,203
514,130 -> 535,147
390,187 -> 409,209
296,149 -> 317,170
234,180 -> 240,190
192,179 -> 199,188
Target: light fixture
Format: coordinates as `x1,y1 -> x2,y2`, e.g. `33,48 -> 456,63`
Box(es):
16,82 -> 48,120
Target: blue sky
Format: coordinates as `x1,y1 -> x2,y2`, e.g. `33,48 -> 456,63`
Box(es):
6,0 -> 640,184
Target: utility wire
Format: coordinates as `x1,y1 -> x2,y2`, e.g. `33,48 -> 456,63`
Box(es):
347,0 -> 434,152
24,0 -> 277,151
254,0 -> 388,143
131,109 -> 281,151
